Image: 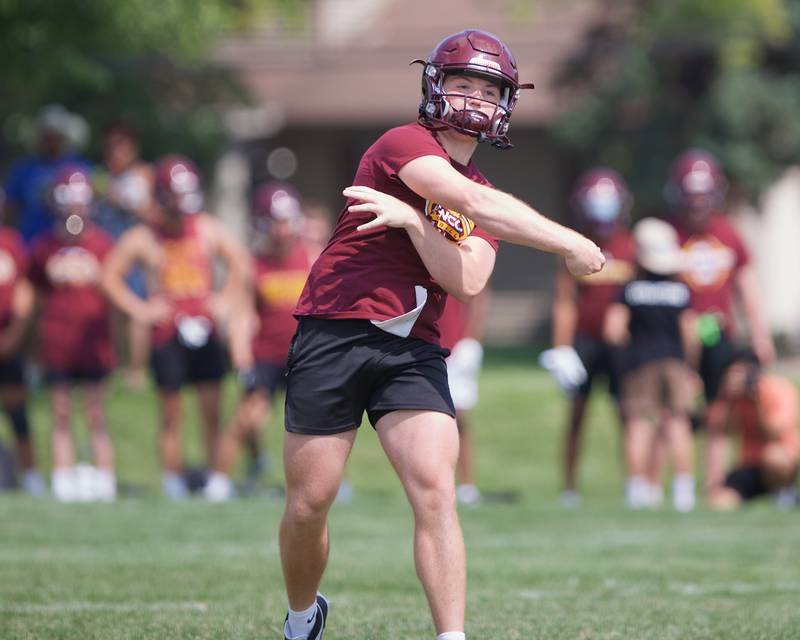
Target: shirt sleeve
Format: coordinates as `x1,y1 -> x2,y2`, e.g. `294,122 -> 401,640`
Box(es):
373,125 -> 449,180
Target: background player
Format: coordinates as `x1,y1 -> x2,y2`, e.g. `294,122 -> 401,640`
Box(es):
31,165 -> 116,501
204,181 -> 314,501
540,168 -> 635,506
102,154 -> 248,499
0,204 -> 41,495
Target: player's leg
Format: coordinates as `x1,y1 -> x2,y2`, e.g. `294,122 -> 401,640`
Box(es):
377,409 -> 464,635
49,380 -> 76,501
195,379 -> 222,469
663,361 -> 696,511
562,335 -> 596,503
620,363 -> 657,508
83,378 -> 116,500
454,409 -> 479,504
280,430 -> 355,632
151,337 -> 189,498
761,443 -> 797,490
206,388 -> 270,501
0,381 -> 43,495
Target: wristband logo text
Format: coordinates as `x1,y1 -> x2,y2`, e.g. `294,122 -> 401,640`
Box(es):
424,201 -> 475,243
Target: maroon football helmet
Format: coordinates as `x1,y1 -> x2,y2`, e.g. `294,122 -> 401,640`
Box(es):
412,29 -> 534,149
571,168 -> 631,237
251,181 -> 303,235
153,154 -> 203,216
665,149 -> 727,225
50,164 -> 93,215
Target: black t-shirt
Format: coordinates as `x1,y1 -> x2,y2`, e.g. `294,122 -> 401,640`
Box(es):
621,276 -> 691,370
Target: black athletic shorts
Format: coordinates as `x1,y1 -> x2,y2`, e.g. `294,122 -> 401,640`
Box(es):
724,465 -> 767,501
699,334 -> 737,402
574,333 -> 625,400
284,317 -> 455,435
150,335 -> 226,391
46,368 -> 109,385
240,360 -> 287,397
0,356 -> 24,386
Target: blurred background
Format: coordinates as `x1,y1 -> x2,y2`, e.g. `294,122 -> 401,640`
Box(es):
5,0 -> 800,348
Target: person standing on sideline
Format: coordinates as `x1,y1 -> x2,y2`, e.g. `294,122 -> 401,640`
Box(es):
204,182 -> 314,501
604,218 -> 699,511
0,204 -> 42,495
31,166 -> 116,501
539,169 -> 636,506
277,30 -> 604,640
102,155 -> 248,499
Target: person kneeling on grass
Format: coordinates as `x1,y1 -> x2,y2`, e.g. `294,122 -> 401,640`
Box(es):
604,218 -> 699,512
705,348 -> 800,509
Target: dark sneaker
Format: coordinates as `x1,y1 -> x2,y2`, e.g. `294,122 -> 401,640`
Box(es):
284,593 -> 329,640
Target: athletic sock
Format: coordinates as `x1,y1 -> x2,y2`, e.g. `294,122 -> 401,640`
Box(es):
672,473 -> 695,512
625,475 -> 650,509
437,632 -> 466,640
286,601 -> 317,638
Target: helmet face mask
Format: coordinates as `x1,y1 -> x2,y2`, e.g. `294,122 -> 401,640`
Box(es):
153,155 -> 203,221
414,29 -> 533,150
250,181 -> 304,252
571,168 -> 631,238
665,149 -> 727,229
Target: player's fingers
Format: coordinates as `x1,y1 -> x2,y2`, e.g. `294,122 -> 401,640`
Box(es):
348,202 -> 380,213
356,215 -> 387,232
343,186 -> 378,200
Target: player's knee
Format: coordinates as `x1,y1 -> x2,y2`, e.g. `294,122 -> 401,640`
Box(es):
286,487 -> 337,523
409,470 -> 457,515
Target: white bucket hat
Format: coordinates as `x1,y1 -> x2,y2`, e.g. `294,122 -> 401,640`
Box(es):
633,217 -> 684,275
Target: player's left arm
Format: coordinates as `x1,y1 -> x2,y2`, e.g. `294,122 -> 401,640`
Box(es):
344,185 -> 494,301
602,302 -> 630,346
734,265 -> 775,365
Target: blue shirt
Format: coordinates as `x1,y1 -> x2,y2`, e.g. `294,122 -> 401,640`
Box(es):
3,154 -> 91,244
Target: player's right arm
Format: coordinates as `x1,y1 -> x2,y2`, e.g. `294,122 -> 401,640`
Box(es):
397,156 -> 604,276
0,278 -> 34,357
101,226 -> 171,325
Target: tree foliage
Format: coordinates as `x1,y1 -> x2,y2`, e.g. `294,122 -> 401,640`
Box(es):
0,0 -> 309,169
551,0 -> 800,214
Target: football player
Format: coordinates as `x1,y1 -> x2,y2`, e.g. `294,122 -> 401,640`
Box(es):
540,168 -> 636,506
31,165 -> 116,501
204,182 -> 314,501
102,155 -> 249,499
277,30 -> 604,640
664,150 -> 775,496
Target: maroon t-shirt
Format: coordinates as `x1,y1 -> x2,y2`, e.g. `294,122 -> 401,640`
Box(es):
252,243 -> 313,365
0,228 -> 28,330
30,225 -> 114,372
574,228 -> 636,340
294,122 -> 499,345
673,214 -> 749,331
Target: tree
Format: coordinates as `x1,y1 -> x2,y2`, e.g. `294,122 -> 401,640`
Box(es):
551,0 -> 800,214
0,0 -> 309,170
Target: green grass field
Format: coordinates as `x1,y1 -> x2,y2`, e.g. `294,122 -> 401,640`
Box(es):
1,353 -> 799,639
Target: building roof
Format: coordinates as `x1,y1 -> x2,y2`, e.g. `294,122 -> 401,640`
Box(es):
216,0 -> 607,129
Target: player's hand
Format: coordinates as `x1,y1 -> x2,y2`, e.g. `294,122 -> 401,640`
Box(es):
344,186 -> 419,232
564,235 -> 605,277
137,297 -> 173,326
539,345 -> 588,396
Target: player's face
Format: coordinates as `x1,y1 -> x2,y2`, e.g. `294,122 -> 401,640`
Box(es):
442,74 -> 502,119
104,132 -> 138,174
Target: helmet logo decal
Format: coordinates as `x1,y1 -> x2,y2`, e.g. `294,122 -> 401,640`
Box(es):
45,247 -> 101,285
424,200 -> 475,242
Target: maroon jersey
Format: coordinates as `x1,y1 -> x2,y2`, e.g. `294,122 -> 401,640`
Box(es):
574,229 -> 636,339
673,214 -> 749,331
294,123 -> 499,346
439,295 -> 468,352
0,228 -> 28,330
252,243 -> 313,365
30,225 -> 114,372
152,215 -> 215,347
